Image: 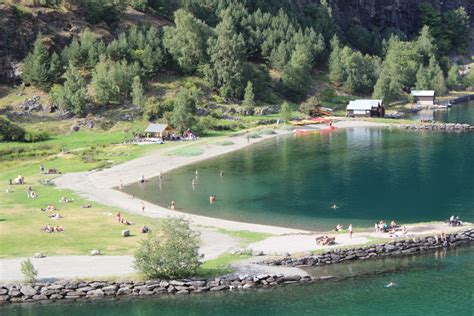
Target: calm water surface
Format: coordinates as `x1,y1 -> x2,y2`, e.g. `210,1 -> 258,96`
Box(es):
410,100 -> 474,125
124,128 -> 474,230
3,246 -> 473,316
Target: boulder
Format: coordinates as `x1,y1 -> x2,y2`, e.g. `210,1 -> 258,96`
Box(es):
70,125 -> 80,132
90,249 -> 101,256
20,285 -> 37,296
33,252 -> 45,258
122,230 -> 130,237
87,289 -> 105,297
210,285 -> 229,291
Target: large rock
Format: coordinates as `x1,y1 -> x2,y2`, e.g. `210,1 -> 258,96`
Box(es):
20,286 -> 37,296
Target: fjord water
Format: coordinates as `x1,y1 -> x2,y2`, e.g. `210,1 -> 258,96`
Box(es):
434,100 -> 474,125
410,100 -> 474,125
124,128 -> 474,230
4,246 -> 473,315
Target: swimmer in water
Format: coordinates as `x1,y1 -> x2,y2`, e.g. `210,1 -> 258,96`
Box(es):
331,204 -> 337,210
385,282 -> 396,288
209,195 -> 216,204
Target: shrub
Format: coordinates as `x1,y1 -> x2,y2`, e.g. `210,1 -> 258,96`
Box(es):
299,96 -> 322,116
258,128 -> 276,135
134,217 -> 201,279
21,259 -> 38,284
0,117 -> 25,142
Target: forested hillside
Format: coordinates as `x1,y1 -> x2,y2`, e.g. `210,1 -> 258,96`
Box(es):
0,0 -> 473,137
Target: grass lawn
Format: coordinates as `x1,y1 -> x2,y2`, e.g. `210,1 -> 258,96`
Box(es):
0,123 -> 204,258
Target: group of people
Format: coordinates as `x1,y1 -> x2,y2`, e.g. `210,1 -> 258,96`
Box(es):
333,223 -> 353,237
42,224 -> 64,233
40,204 -> 56,212
116,212 -> 133,225
182,129 -> 197,141
375,220 -> 399,233
27,186 -> 38,199
447,215 -> 463,226
11,175 -> 24,185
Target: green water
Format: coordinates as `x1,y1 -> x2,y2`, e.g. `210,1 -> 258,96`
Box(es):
410,100 -> 474,125
124,128 -> 474,230
3,246 -> 473,315
434,100 -> 474,125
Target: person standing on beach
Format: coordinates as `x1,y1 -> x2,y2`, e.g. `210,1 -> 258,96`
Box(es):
140,201 -> 145,213
348,224 -> 353,238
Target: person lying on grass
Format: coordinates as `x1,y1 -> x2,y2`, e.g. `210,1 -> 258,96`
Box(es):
42,224 -> 64,233
59,196 -> 73,203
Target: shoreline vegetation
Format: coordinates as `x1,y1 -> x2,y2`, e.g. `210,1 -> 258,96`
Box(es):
0,228 -> 473,305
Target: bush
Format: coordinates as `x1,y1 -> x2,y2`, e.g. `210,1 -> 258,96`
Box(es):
258,128 -> 276,135
21,259 -> 38,284
134,217 -> 201,279
299,96 -> 322,116
0,117 -> 25,142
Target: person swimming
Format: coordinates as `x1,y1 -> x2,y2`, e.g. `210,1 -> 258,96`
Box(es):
385,282 -> 396,288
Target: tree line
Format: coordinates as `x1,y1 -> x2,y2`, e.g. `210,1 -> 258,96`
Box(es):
20,0 -> 472,124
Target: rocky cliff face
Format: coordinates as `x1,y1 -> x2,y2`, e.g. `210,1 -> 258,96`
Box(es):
325,0 -> 473,34
0,5 -> 86,83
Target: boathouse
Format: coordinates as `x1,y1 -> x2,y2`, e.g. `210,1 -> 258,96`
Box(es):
346,100 -> 385,117
144,123 -> 174,138
411,90 -> 435,106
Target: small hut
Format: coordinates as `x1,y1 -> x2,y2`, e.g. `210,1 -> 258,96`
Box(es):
411,90 -> 435,106
144,123 -> 174,138
346,100 -> 384,117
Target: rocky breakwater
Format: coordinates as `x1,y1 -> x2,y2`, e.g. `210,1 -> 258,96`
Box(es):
0,274 -> 314,305
265,229 -> 474,268
399,122 -> 474,131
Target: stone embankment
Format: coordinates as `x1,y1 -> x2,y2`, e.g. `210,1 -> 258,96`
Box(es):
0,274 -> 314,305
1,229 -> 472,305
399,122 -> 474,131
265,229 -> 474,267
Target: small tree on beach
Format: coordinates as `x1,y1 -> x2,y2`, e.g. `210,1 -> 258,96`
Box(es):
242,81 -> 255,109
280,101 -> 292,121
134,217 -> 201,279
21,259 -> 38,284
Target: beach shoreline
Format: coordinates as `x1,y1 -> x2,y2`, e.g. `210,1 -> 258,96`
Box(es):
2,119 -> 472,281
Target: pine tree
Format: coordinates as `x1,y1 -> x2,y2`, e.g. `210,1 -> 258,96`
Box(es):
328,36 -> 343,85
22,35 -> 52,91
242,81 -> 255,108
163,9 -> 211,74
280,101 -> 292,121
204,13 -> 246,98
170,88 -> 197,134
51,64 -> 88,115
131,76 -> 145,108
91,56 -> 117,105
281,44 -> 311,101
447,65 -> 460,89
49,52 -> 63,83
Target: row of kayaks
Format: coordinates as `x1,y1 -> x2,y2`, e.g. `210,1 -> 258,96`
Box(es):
289,117 -> 332,126
294,125 -> 337,135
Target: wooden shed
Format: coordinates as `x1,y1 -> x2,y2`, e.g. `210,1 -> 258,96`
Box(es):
144,123 -> 174,138
411,90 -> 435,106
346,100 -> 385,117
